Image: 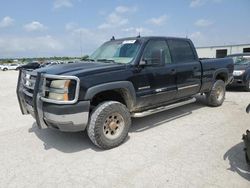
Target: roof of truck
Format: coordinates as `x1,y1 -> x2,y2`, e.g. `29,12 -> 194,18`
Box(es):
111,36 -> 190,41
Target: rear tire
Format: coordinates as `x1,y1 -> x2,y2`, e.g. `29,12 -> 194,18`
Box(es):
87,101 -> 131,149
206,80 -> 226,107
243,130 -> 250,165
245,152 -> 250,165
3,68 -> 7,71
244,80 -> 250,92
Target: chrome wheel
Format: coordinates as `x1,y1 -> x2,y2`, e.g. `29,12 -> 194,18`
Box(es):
103,113 -> 125,140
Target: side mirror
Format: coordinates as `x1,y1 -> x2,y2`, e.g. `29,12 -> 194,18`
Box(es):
140,60 -> 147,66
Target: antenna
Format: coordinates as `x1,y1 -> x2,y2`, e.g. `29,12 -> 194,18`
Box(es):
185,29 -> 189,38
137,32 -> 141,38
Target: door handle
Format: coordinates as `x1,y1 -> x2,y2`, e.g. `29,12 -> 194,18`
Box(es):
193,67 -> 198,70
170,69 -> 176,74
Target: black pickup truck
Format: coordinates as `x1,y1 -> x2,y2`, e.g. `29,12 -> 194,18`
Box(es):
17,36 -> 234,149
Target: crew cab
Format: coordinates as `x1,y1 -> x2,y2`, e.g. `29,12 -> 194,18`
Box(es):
227,53 -> 250,91
0,63 -> 20,71
17,36 -> 234,149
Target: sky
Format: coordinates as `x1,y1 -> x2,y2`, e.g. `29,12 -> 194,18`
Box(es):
0,0 -> 250,58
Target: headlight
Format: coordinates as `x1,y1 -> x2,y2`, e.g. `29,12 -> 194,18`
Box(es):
48,80 -> 71,101
233,70 -> 245,76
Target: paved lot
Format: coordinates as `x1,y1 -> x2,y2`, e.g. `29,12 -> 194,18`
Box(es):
0,71 -> 250,188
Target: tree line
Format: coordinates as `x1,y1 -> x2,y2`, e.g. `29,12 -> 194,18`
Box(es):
0,55 -> 89,64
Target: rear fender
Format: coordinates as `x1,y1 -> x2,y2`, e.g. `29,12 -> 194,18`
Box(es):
213,68 -> 229,83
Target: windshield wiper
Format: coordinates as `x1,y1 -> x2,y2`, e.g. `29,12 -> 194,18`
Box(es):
96,59 -> 115,63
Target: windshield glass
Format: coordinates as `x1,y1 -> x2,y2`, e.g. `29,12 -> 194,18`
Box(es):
89,40 -> 141,64
231,56 -> 250,65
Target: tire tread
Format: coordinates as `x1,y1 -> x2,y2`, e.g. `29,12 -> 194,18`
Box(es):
87,101 -> 131,149
206,80 -> 226,107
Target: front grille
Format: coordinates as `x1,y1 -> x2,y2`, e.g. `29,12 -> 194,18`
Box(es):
21,71 -> 37,106
20,70 -> 80,105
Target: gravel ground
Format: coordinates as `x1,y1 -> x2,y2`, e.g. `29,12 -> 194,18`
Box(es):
0,71 -> 250,188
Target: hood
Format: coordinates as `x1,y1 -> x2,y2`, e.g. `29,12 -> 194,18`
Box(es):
234,63 -> 250,70
35,61 -> 126,76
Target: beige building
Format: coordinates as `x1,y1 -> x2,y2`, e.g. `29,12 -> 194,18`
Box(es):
196,43 -> 250,58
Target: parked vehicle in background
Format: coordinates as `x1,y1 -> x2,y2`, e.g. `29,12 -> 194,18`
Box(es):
41,61 -> 58,68
227,53 -> 250,91
0,63 -> 20,71
17,36 -> 234,149
40,61 -> 68,68
19,62 -> 41,70
67,60 -> 81,64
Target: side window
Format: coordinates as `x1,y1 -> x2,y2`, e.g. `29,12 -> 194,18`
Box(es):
168,40 -> 196,63
142,40 -> 172,65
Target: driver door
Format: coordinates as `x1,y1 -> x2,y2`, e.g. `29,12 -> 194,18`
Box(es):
135,40 -> 177,108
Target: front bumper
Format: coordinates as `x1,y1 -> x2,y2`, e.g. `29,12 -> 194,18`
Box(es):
228,75 -> 247,87
16,70 -> 90,132
230,79 -> 246,86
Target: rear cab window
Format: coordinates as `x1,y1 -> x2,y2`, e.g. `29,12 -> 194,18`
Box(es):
168,39 -> 196,63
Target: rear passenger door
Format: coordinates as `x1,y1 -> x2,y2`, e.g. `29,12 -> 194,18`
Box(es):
168,39 -> 202,98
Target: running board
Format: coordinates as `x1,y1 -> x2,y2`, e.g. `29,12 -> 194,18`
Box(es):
131,98 -> 196,118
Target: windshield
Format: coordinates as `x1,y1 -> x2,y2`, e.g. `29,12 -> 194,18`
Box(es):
231,56 -> 250,65
89,40 -> 141,64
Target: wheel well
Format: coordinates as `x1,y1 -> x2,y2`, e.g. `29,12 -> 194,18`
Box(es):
91,90 -> 127,108
215,72 -> 227,82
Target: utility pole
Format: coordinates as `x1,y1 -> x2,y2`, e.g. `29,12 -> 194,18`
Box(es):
80,30 -> 83,57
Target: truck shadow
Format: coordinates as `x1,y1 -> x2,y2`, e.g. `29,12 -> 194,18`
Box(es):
131,95 -> 207,133
28,124 -> 101,152
223,142 -> 250,181
28,95 -> 207,153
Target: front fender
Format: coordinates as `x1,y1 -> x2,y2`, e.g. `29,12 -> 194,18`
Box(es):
84,81 -> 136,110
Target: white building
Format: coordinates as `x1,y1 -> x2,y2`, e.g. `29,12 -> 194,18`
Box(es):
196,43 -> 250,58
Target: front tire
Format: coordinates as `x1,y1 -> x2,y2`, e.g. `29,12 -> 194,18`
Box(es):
3,68 -> 7,71
244,80 -> 250,92
206,80 -> 226,107
87,101 -> 131,149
